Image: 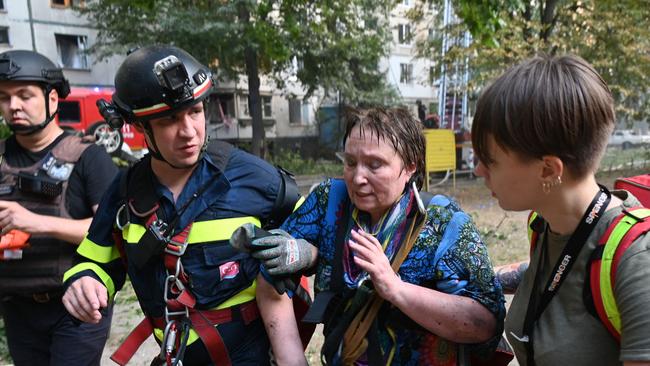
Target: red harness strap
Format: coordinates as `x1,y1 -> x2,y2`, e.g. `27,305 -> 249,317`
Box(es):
112,212 -> 252,366
111,301 -> 260,365
111,317 -> 155,365
160,220 -> 196,310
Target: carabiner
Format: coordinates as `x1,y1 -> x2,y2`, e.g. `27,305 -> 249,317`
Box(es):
115,203 -> 129,230
160,320 -> 177,360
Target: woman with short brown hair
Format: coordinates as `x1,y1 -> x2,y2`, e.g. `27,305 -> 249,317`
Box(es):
474,54 -> 650,366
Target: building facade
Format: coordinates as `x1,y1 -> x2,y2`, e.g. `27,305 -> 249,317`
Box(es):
0,0 -> 320,155
0,0 -> 124,87
381,0 -> 438,120
208,72 -> 319,150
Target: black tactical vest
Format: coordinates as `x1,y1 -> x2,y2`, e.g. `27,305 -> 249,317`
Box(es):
0,135 -> 91,295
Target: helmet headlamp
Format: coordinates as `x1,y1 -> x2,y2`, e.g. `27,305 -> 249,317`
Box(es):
96,99 -> 125,130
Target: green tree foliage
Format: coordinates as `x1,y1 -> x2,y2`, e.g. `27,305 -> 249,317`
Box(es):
79,0 -> 397,157
414,0 -> 650,122
0,117 -> 11,139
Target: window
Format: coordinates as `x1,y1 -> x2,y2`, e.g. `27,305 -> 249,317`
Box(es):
262,96 -> 272,118
289,98 -> 311,125
429,66 -> 436,85
0,27 -> 8,45
0,1 -> 5,11
58,101 -> 81,123
293,57 -> 304,72
51,0 -> 84,8
398,24 -> 411,44
400,63 -> 413,84
55,34 -> 89,69
238,95 -> 250,117
212,94 -> 235,124
402,0 -> 412,5
238,95 -> 272,118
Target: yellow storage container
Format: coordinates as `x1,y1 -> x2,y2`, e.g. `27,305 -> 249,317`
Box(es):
424,129 -> 456,190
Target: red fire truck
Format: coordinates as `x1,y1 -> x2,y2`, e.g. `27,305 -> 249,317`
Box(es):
58,87 -> 146,155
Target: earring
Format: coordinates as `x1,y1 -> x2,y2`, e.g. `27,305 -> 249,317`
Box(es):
542,181 -> 551,195
551,176 -> 562,187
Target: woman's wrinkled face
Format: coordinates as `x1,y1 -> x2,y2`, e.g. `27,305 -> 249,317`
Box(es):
343,125 -> 415,224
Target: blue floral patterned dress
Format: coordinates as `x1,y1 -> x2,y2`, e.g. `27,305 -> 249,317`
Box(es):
281,179 -> 505,365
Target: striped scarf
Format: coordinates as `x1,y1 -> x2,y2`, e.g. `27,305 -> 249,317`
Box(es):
342,187 -> 415,288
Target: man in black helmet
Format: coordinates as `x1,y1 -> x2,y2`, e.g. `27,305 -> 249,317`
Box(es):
62,45 -> 309,365
0,50 -> 117,365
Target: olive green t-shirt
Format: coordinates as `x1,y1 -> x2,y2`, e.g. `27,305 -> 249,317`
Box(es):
505,191 -> 650,366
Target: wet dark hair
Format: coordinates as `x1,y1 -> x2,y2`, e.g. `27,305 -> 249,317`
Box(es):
472,54 -> 615,178
343,106 -> 425,189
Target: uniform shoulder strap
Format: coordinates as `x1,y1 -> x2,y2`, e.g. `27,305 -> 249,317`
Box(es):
206,140 -> 299,229
205,139 -> 234,172
586,207 -> 650,342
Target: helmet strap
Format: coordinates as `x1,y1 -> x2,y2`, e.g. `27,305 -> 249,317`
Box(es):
143,122 -> 170,165
10,86 -> 57,136
197,101 -> 210,159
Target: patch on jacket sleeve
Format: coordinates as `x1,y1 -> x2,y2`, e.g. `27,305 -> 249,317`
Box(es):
219,261 -> 240,280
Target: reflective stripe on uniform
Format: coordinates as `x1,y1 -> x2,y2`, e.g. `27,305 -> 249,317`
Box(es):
152,280 -> 258,345
121,216 -> 262,244
63,262 -> 117,299
215,280 -> 257,309
76,237 -> 122,264
599,208 -> 650,334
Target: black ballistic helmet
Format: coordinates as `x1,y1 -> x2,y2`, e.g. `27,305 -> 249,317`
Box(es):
99,45 -> 215,130
0,50 -> 70,98
0,50 -> 71,134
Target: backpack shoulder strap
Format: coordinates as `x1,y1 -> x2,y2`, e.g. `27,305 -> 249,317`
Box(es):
0,139 -> 5,171
266,166 -> 301,229
587,207 -> 650,342
527,211 -> 545,257
418,191 -> 434,206
112,169 -> 136,269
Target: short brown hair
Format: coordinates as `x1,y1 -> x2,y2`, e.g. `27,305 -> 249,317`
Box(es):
472,54 -> 615,178
343,107 -> 425,189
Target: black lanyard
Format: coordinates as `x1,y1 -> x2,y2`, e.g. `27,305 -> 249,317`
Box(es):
521,185 -> 611,365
